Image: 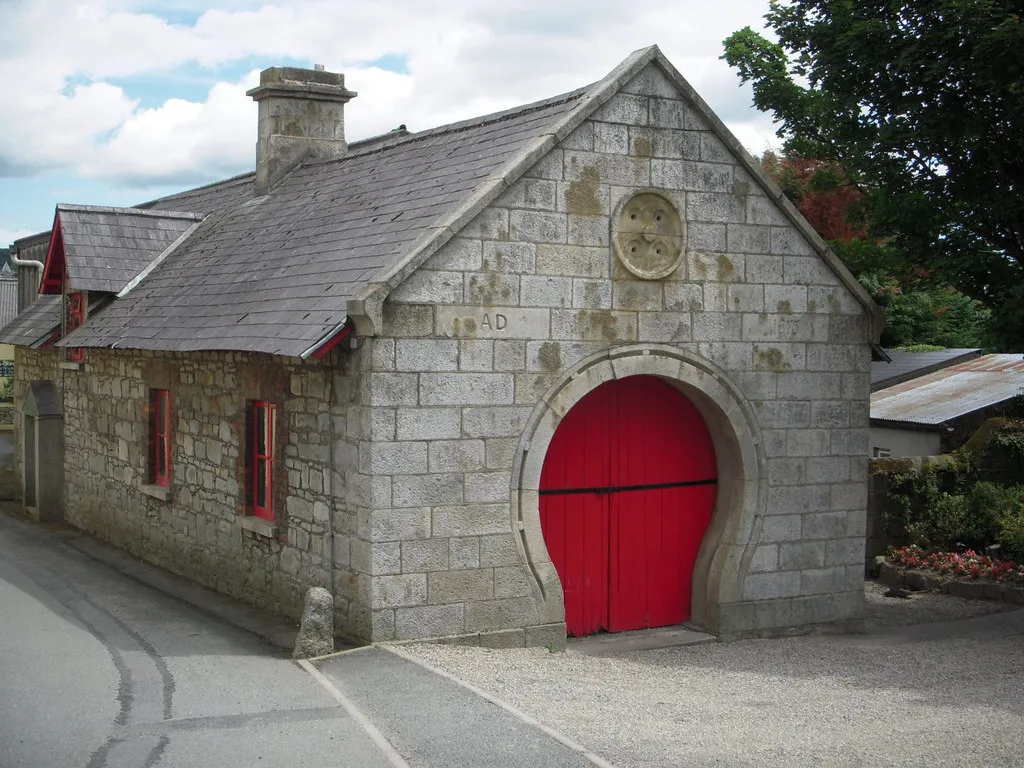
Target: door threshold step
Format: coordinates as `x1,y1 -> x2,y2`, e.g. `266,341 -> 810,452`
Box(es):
567,624 -> 717,655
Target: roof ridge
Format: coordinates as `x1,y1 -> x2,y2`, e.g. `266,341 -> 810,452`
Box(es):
135,171 -> 255,209
312,86 -> 592,167
129,88 -> 590,214
58,204 -> 203,220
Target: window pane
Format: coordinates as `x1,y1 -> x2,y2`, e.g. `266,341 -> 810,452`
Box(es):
157,437 -> 166,476
156,392 -> 166,433
256,460 -> 267,508
268,405 -> 275,455
256,405 -> 267,455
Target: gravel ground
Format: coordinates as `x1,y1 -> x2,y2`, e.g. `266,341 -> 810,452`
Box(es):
407,585 -> 1024,768
863,579 -> 1017,627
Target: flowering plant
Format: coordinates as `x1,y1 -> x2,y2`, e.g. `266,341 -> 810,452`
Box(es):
887,545 -> 1024,582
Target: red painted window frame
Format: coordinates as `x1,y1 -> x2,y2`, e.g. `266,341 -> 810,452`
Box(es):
150,389 -> 171,487
252,401 -> 276,520
67,291 -> 86,363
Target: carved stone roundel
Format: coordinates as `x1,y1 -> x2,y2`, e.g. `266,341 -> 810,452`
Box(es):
612,191 -> 685,280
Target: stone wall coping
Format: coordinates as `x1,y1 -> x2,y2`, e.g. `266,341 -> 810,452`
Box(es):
878,560 -> 1024,605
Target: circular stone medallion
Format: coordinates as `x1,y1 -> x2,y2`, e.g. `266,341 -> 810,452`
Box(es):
612,191 -> 685,280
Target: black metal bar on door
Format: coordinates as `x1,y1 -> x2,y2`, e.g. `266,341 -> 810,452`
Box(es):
538,477 -> 718,496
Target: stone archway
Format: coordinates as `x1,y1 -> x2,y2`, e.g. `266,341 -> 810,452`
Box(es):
510,345 -> 768,634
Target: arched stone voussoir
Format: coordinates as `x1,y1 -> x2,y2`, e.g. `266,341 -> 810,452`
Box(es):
512,343 -> 769,635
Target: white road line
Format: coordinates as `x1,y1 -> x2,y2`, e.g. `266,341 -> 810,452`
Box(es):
296,658 -> 411,768
383,644 -> 619,768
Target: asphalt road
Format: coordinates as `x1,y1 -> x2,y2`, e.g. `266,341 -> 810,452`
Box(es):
0,513 -> 392,768
0,512 -> 603,768
12,506 -> 1018,768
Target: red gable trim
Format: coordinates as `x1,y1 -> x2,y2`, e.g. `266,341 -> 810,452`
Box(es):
40,211 -> 65,295
309,322 -> 353,359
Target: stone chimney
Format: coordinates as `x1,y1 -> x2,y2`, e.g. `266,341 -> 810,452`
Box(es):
247,66 -> 357,195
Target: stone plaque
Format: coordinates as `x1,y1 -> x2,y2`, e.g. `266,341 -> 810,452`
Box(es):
612,190 -> 685,280
435,306 -> 551,339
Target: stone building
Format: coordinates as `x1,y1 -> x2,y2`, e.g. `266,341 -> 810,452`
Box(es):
1,46 -> 882,646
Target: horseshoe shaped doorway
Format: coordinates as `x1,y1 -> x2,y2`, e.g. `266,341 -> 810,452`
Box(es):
539,375 -> 718,636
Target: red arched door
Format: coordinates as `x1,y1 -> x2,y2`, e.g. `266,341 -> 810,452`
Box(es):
540,376 -> 717,636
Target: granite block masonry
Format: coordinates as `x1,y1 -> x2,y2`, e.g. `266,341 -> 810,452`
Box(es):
293,587 -> 336,659
352,59 -> 875,643
7,46 -> 878,647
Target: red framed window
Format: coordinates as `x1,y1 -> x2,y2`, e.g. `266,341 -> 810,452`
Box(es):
150,389 -> 170,487
252,401 -> 276,520
67,291 -> 86,363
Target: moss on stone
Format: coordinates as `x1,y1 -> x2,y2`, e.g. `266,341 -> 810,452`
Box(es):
564,166 -> 602,216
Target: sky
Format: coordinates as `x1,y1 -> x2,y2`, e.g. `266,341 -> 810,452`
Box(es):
0,0 -> 780,246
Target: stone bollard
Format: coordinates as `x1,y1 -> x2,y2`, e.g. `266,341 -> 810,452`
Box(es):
292,587 -> 335,659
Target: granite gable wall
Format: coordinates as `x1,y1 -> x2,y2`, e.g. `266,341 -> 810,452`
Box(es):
366,62 -> 871,643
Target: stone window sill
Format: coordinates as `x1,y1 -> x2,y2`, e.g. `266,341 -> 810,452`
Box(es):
59,362 -> 84,372
239,516 -> 278,538
140,483 -> 170,501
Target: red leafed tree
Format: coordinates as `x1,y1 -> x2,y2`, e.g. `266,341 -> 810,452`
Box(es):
761,152 -> 867,242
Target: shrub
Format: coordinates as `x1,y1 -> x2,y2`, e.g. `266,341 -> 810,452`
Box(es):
888,471 -> 1022,552
908,491 -> 971,549
998,496 -> 1024,562
967,482 -> 1020,546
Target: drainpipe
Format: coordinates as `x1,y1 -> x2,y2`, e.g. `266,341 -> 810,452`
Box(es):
10,250 -> 44,313
10,252 -> 43,270
327,352 -> 339,623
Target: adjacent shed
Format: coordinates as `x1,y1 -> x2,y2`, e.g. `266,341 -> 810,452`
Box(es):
871,354 -> 1024,457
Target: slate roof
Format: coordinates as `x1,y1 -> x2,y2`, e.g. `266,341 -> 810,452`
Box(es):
870,347 -> 983,392
0,295 -> 61,348
58,205 -> 202,293
871,354 -> 1024,425
138,172 -> 256,217
65,88 -> 589,355
8,45 -> 879,358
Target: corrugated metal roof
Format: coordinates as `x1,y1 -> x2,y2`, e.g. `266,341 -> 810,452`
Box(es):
870,347 -> 982,390
0,277 -> 18,329
871,354 -> 1024,425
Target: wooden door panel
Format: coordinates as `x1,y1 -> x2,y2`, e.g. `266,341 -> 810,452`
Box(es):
609,484 -> 718,631
541,376 -> 718,637
541,490 -> 609,636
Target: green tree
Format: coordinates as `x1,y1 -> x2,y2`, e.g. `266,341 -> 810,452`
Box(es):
759,151 -> 991,348
723,1 -> 1024,349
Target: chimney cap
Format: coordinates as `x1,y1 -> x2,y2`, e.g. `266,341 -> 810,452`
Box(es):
246,66 -> 357,103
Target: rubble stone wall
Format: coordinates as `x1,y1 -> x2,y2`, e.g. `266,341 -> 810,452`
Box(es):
14,345 -> 366,637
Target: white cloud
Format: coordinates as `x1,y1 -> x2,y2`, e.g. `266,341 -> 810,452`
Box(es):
0,0 -> 775,188
0,229 -> 34,247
